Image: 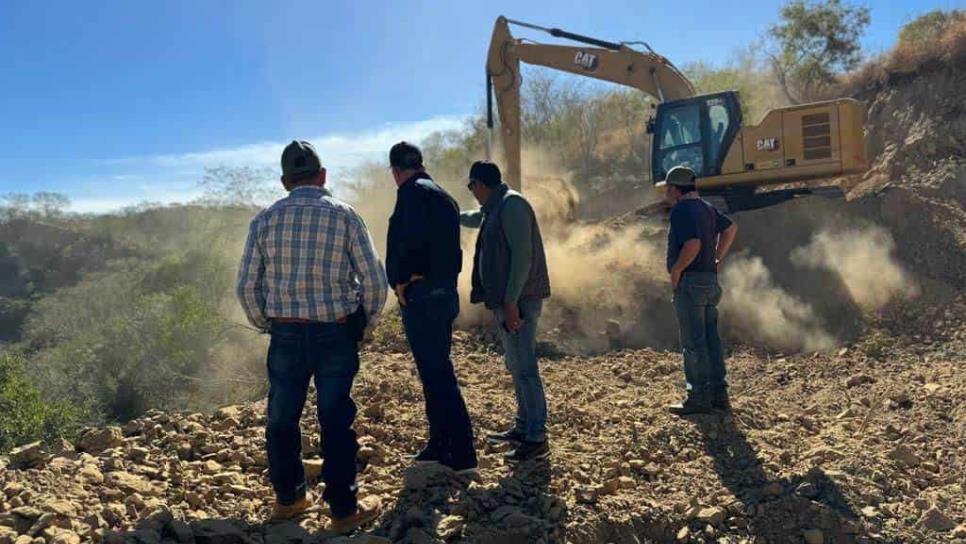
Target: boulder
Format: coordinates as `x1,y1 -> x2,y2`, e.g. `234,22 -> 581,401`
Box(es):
696,506 -> 726,527
803,528 -> 824,544
78,464 -> 104,484
919,507 -> 955,532
302,459 -> 323,483
9,442 -> 46,469
889,445 -> 921,467
105,472 -> 157,496
77,428 -> 124,453
47,439 -> 74,457
190,519 -> 255,544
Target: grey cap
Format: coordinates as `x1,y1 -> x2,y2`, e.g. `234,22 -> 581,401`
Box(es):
281,140 -> 322,180
656,165 -> 697,187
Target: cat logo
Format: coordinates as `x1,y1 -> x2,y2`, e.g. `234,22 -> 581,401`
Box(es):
574,51 -> 599,72
756,137 -> 779,151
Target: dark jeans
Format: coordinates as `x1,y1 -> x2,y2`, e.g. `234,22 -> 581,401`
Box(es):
493,298 -> 547,442
672,272 -> 727,399
266,321 -> 359,517
401,281 -> 477,467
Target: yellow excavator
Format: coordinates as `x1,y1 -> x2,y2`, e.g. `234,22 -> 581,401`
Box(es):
485,16 -> 868,211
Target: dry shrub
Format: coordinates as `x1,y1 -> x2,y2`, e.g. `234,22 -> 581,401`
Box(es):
842,14 -> 966,94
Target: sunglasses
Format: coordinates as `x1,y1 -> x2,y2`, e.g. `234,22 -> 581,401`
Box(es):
466,179 -> 478,190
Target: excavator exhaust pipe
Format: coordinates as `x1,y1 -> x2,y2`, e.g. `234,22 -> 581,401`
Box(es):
486,71 -> 495,160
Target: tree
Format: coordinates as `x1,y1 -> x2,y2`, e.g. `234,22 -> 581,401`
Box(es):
0,193 -> 32,220
32,192 -> 71,218
684,46 -> 789,123
0,353 -> 78,453
768,0 -> 871,102
198,165 -> 281,207
0,192 -> 71,220
899,10 -> 964,47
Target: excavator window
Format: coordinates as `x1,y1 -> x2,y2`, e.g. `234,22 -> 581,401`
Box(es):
707,101 -> 731,169
651,91 -> 742,184
656,103 -> 704,177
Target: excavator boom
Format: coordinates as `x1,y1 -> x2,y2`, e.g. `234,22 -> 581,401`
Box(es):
486,16 -> 694,189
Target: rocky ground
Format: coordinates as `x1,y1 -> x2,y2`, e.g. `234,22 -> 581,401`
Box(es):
2,298 -> 965,544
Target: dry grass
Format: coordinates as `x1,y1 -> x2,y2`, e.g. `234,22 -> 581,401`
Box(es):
841,15 -> 966,95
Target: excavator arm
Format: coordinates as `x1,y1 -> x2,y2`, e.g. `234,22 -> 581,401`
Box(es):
486,16 -> 695,189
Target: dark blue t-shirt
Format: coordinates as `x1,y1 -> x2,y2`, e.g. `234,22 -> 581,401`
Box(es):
666,197 -> 733,273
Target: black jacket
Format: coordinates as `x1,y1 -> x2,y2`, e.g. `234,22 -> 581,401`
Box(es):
386,173 -> 462,287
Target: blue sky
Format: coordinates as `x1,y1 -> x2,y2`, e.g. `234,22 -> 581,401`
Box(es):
0,0 -> 957,212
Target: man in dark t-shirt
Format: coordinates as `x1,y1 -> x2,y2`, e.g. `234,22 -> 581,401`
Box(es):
660,166 -> 738,415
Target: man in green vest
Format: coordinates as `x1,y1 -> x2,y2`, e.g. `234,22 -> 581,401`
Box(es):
461,160 -> 552,464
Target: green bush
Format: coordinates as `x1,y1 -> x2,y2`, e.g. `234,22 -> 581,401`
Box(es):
23,248 -> 256,422
0,353 -> 79,453
899,10 -> 964,47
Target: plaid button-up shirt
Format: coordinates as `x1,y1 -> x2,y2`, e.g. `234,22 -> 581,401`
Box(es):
236,186 -> 388,331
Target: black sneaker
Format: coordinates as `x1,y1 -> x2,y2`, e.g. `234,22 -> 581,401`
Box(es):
443,455 -> 480,476
505,440 -> 550,464
412,443 -> 441,464
668,397 -> 713,416
487,427 -> 526,444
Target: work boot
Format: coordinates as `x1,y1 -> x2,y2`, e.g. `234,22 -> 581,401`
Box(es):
487,427 -> 526,444
270,495 -> 312,520
329,496 -> 382,534
668,397 -> 712,416
711,389 -> 731,411
505,440 -> 550,464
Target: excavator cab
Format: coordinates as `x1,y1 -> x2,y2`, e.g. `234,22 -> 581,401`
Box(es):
650,91 -> 742,184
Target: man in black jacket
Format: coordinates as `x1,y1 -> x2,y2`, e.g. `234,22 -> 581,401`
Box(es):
386,141 -> 477,473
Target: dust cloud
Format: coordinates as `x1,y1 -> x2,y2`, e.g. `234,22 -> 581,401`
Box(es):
790,226 -> 918,312
321,147 -> 915,356
721,255 -> 836,353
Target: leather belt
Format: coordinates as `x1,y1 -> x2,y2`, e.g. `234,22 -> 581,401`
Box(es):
273,317 -> 347,324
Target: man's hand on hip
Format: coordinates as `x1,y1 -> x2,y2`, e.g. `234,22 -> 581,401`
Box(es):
503,301 -> 523,332
670,268 -> 683,291
393,274 -> 425,307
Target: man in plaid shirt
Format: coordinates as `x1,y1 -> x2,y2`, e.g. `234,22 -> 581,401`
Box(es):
236,140 -> 387,531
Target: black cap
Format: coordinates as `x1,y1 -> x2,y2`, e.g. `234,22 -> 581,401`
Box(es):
469,160 -> 502,187
389,141 -> 423,170
281,140 -> 322,180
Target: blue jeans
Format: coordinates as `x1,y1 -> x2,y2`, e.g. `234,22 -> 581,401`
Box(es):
401,282 -> 477,467
266,321 -> 359,517
493,298 -> 547,442
672,272 -> 727,398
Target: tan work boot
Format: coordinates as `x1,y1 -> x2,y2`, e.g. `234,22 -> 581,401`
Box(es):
329,496 -> 382,534
270,495 -> 312,520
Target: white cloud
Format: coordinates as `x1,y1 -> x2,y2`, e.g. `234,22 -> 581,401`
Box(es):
70,189 -> 205,214
100,115 -> 469,172
75,114 -> 470,214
